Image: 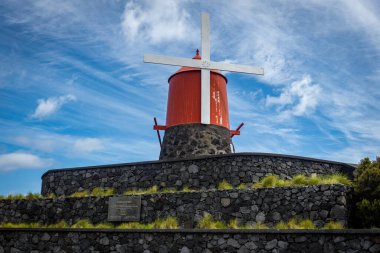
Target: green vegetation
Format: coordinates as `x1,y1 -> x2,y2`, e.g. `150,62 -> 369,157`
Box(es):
197,213 -> 227,229
275,218 -> 316,229
352,157 -> 380,228
253,173 -> 352,188
0,215 -> 345,230
322,221 -> 344,229
123,185 -> 196,196
0,173 -> 353,201
70,187 -> 115,198
237,183 -> 247,190
217,180 -> 233,190
0,217 -> 179,229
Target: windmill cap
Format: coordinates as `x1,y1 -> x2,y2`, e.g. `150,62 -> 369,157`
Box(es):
168,49 -> 228,83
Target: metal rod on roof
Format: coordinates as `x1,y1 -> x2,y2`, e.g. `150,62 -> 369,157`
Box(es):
154,117 -> 162,149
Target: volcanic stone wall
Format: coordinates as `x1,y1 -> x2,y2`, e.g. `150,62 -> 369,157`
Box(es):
1,229 -> 379,253
41,153 -> 355,196
0,185 -> 351,228
160,124 -> 232,160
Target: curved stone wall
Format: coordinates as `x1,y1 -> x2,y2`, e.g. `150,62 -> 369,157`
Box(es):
159,124 -> 232,160
41,153 -> 355,196
0,185 -> 351,228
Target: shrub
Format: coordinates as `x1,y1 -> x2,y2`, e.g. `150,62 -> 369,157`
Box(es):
352,157 -> 380,228
355,158 -> 380,200
356,199 -> 380,228
217,180 -> 233,190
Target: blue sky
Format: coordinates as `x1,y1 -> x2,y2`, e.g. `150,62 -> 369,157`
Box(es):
1,0 -> 380,195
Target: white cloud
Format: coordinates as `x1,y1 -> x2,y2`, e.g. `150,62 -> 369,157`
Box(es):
30,94 -> 76,119
121,0 -> 193,43
266,75 -> 321,117
73,138 -> 104,154
0,152 -> 51,172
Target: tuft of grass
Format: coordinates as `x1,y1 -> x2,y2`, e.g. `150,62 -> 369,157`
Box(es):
227,219 -> 239,229
253,175 -> 279,188
252,222 -> 269,229
71,219 -> 95,229
47,220 -> 69,228
237,183 -> 247,190
181,186 -> 195,192
93,223 -> 114,229
123,185 -> 159,195
197,213 -> 227,229
91,187 -> 115,197
275,218 -> 316,229
117,222 -> 152,229
0,222 -> 42,228
291,175 -> 308,186
25,192 -> 42,200
6,194 -> 25,200
70,191 -> 90,198
46,193 -> 56,199
152,217 -> 179,229
322,221 -> 344,229
217,180 -> 233,190
275,221 -> 288,230
322,174 -> 352,186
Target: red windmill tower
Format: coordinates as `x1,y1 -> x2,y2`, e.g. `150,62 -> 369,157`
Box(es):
144,13 -> 264,160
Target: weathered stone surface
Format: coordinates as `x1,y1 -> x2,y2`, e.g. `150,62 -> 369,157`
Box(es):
41,153 -> 355,197
0,230 -> 378,253
159,124 -> 232,160
0,185 -> 351,228
220,198 -> 231,207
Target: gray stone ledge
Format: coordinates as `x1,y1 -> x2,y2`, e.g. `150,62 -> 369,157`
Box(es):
0,228 -> 379,235
41,152 -> 356,179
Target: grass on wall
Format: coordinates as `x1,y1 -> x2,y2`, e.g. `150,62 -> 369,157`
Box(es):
0,173 -> 351,201
0,217 -> 179,230
70,187 -> 115,198
253,173 -> 352,188
217,180 -> 234,190
0,215 -> 345,230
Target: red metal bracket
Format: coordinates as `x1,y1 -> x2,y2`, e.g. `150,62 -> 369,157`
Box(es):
153,117 -> 166,148
153,125 -> 167,131
230,122 -> 244,138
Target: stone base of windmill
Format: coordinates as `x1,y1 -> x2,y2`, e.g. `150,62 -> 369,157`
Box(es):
1,153 -> 380,252
159,123 -> 232,160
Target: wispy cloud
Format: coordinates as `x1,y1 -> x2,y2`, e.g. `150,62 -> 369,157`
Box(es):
122,0 -> 194,44
73,138 -> 104,154
266,75 -> 321,118
0,152 -> 51,172
30,94 -> 76,119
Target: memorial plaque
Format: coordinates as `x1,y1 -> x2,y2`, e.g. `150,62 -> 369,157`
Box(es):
107,196 -> 141,222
